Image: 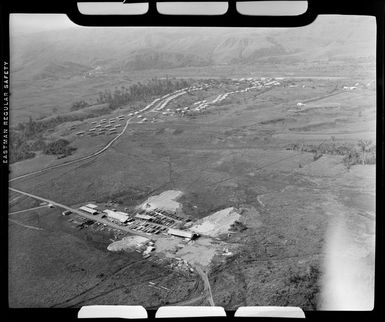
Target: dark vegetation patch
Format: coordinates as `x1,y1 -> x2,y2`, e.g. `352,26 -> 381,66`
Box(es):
70,100 -> 90,111
286,139 -> 376,168
229,221 -> 248,232
173,128 -> 184,135
289,121 -> 336,132
95,78 -> 191,109
43,139 -> 77,158
10,78 -> 193,164
10,115 -> 87,164
271,264 -> 320,309
260,118 -> 286,125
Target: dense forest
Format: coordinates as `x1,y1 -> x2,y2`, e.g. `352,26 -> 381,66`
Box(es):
10,78 -> 192,164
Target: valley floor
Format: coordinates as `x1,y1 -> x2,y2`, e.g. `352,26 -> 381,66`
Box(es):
8,76 -> 376,309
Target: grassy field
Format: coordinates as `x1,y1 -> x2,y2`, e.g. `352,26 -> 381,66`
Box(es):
8,205 -> 203,308
9,76 -> 375,309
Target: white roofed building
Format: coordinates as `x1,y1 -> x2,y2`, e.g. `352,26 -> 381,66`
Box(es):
103,209 -> 129,223
79,206 -> 98,215
168,228 -> 198,240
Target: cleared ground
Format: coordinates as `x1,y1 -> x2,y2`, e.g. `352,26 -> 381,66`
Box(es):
8,205 -> 203,308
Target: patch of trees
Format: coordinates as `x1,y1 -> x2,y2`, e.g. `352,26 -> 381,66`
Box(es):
70,100 -> 90,111
14,114 -> 87,138
10,115 -> 82,164
10,78 -> 202,164
95,78 -> 190,109
9,136 -> 36,164
287,139 -> 376,168
287,142 -> 354,156
343,139 -> 375,169
43,139 -> 76,157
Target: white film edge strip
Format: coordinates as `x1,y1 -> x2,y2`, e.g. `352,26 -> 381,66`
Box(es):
78,305 -> 305,319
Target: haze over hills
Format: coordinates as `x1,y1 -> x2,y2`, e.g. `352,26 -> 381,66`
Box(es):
10,15 -> 375,81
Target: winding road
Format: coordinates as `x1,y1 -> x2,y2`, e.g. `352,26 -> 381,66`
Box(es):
9,91 -> 185,183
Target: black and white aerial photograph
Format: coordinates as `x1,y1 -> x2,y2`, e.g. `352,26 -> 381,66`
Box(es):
8,12 -> 375,310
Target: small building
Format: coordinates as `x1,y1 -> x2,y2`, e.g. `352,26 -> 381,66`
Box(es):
76,131 -> 85,135
79,206 -> 98,215
62,210 -> 72,216
168,228 -> 198,240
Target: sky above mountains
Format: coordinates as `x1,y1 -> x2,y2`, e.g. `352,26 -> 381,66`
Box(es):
9,14 -> 375,79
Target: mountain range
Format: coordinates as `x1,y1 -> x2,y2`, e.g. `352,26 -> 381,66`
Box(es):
10,15 -> 376,81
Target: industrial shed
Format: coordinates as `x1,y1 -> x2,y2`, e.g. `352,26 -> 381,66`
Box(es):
79,206 -> 98,215
168,228 -> 198,240
103,209 -> 129,223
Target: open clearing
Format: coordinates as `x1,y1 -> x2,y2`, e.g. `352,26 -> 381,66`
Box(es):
107,236 -> 149,252
190,207 -> 241,237
139,190 -> 183,212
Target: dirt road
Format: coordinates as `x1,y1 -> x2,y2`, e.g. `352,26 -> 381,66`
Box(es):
9,205 -> 48,215
195,266 -> 215,306
9,187 -> 155,239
